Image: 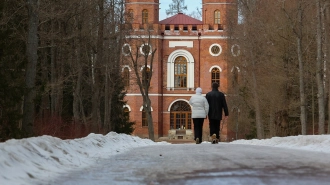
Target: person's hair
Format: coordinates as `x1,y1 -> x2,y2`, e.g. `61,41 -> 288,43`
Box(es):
212,82 -> 219,89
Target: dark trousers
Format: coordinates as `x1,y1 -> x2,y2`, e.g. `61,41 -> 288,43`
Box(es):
209,119 -> 221,140
193,118 -> 204,141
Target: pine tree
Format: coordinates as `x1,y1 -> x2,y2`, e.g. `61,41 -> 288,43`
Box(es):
110,81 -> 135,135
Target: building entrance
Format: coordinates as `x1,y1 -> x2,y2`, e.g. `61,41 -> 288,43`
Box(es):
170,101 -> 191,130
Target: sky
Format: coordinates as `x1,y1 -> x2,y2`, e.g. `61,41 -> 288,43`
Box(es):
1,132 -> 330,185
159,0 -> 202,20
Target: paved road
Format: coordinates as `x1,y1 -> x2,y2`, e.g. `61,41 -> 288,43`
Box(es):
49,143 -> 330,185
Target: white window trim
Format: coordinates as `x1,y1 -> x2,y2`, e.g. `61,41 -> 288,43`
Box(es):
122,43 -> 131,56
167,99 -> 190,111
231,44 -> 240,57
139,106 -> 153,111
208,65 -> 222,72
140,65 -> 151,71
167,49 -> 195,91
123,104 -> 132,111
209,43 -> 222,56
140,43 -> 152,55
231,66 -> 241,73
122,65 -> 132,72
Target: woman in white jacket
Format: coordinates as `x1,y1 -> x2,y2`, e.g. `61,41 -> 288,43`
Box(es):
189,87 -> 209,144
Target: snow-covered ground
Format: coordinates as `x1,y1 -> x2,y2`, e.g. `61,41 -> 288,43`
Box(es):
1,132 -> 330,185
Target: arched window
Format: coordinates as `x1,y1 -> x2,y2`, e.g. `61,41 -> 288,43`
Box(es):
142,9 -> 148,24
123,67 -> 129,88
170,101 -> 191,129
128,9 -> 134,22
142,67 -> 150,86
167,50 -> 195,90
142,108 -> 148,127
211,68 -> 220,87
174,57 -> 187,88
214,10 -> 220,24
123,107 -> 129,119
231,66 -> 240,88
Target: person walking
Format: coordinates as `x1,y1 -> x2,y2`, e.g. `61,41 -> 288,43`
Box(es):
206,82 -> 229,144
189,87 -> 209,144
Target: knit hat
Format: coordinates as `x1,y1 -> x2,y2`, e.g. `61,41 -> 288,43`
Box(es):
196,87 -> 202,94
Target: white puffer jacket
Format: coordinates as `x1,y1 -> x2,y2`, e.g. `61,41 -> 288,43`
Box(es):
189,88 -> 209,118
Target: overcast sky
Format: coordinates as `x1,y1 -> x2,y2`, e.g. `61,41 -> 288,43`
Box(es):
159,0 -> 202,20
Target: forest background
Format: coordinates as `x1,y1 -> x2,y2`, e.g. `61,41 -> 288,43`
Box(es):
0,0 -> 329,142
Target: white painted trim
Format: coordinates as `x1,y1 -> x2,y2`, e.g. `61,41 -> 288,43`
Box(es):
167,99 -> 190,111
140,65 -> 151,71
231,44 -> 240,57
122,43 -> 131,56
169,41 -> 193,48
122,65 -> 131,72
231,66 -> 241,73
209,43 -> 222,56
139,106 -> 153,111
139,43 -> 152,55
123,104 -> 132,111
125,35 -> 229,40
208,65 -> 222,72
167,49 -> 195,91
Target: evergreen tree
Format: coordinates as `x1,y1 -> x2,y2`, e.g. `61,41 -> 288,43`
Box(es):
110,81 -> 135,135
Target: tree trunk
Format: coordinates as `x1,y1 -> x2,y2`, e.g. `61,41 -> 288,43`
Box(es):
325,2 -> 330,134
104,65 -> 110,132
50,19 -> 56,116
316,0 -> 325,134
91,0 -> 105,133
23,0 -> 39,136
73,43 -> 82,123
251,60 -> 263,139
145,97 -> 155,141
297,1 -> 307,135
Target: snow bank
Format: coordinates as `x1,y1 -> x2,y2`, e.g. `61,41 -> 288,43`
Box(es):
231,135 -> 330,153
0,132 -> 164,185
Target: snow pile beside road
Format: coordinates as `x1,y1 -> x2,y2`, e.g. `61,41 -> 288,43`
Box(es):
0,132 -> 165,185
231,135 -> 330,153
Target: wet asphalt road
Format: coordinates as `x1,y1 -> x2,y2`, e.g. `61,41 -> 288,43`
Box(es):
48,143 -> 330,185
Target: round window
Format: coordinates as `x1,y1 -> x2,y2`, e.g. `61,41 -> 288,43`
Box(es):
209,44 -> 222,56
231,44 -> 240,57
140,43 -> 152,55
122,44 -> 131,56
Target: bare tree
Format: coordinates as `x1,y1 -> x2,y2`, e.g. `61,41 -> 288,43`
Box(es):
189,7 -> 202,20
125,29 -> 157,141
316,0 -> 325,134
325,1 -> 330,134
281,0 -> 309,135
166,0 -> 187,16
23,0 -> 39,135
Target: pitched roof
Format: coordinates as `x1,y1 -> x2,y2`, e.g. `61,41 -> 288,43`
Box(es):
159,13 -> 203,25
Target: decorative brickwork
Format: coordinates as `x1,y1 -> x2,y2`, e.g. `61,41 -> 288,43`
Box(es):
123,0 -> 237,141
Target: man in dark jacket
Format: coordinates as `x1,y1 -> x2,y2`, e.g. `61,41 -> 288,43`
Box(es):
206,82 -> 229,143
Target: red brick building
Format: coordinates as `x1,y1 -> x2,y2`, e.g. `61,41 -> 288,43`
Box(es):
123,0 -> 239,142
